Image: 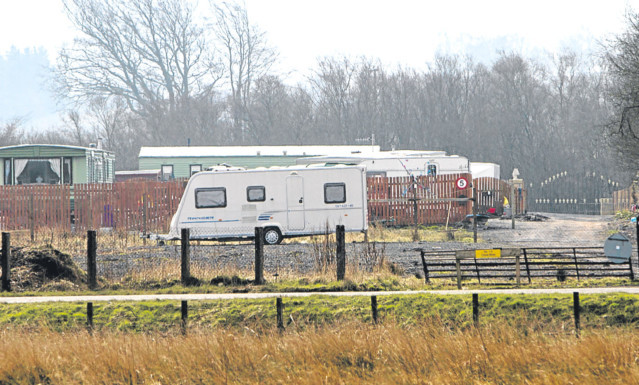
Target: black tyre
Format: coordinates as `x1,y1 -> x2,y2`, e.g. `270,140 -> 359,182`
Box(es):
263,227 -> 282,245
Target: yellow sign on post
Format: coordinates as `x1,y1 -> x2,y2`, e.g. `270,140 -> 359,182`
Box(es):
475,249 -> 501,259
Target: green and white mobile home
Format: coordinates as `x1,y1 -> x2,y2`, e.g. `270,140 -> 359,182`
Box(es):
138,145 -> 381,180
0,144 -> 115,185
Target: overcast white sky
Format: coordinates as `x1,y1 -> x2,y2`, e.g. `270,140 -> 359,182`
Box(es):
0,0 -> 637,74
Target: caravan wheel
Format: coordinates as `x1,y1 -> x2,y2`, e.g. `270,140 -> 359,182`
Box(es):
263,227 -> 282,245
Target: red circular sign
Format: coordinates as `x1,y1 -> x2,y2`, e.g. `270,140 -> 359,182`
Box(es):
455,177 -> 468,190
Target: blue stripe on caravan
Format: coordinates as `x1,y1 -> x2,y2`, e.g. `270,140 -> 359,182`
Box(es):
181,220 -> 240,224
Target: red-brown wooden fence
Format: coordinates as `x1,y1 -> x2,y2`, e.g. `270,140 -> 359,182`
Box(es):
367,174 -> 474,226
73,180 -> 186,232
0,181 -> 185,233
0,185 -> 71,231
0,175 -> 511,232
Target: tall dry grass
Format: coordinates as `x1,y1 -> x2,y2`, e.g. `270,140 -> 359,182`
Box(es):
8,227 -> 151,257
0,321 -> 637,384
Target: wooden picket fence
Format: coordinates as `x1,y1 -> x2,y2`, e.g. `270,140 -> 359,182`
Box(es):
0,185 -> 71,231
367,174 -> 474,226
73,180 -> 186,232
0,181 -> 185,233
0,175 -> 510,232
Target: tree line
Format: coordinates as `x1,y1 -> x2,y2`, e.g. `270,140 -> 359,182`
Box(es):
1,0 -> 637,190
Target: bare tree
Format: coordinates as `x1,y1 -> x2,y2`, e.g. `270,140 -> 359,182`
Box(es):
602,8 -> 639,169
57,0 -> 220,141
61,111 -> 88,145
0,118 -> 24,146
309,57 -> 358,143
212,1 -> 278,142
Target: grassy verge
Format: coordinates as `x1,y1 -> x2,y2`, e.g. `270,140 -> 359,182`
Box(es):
1,293 -> 637,332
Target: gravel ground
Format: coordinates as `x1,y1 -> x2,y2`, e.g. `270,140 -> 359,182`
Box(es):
82,212 -> 628,281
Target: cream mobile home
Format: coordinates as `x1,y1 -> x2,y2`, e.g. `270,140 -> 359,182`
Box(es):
296,150 -> 469,178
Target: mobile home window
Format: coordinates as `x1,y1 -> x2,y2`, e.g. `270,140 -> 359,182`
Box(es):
14,158 -> 62,185
63,157 -> 72,185
324,183 -> 346,204
427,164 -> 437,176
190,164 -> 202,176
4,159 -> 12,185
195,187 -> 227,208
161,165 -> 174,181
246,186 -> 265,202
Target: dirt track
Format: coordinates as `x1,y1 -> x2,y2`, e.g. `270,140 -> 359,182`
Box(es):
479,212 -> 613,247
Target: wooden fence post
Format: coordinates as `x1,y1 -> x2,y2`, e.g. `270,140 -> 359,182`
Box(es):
87,302 -> 94,333
573,292 -> 580,337
87,230 -> 97,290
181,300 -> 188,335
1,232 -> 10,292
255,227 -> 264,285
181,228 -> 191,285
371,295 -> 378,324
472,293 -> 479,327
336,225 -> 346,281
276,297 -> 284,332
515,255 -> 521,286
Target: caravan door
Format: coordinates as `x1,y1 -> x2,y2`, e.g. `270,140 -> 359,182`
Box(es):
286,175 -> 305,230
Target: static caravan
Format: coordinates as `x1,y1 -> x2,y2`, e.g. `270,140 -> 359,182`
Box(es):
166,165 -> 368,244
469,162 -> 500,179
296,151 -> 469,178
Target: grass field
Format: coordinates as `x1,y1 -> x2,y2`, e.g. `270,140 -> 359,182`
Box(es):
0,320 -> 638,384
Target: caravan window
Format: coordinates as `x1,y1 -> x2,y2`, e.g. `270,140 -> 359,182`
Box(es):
247,186 -> 265,202
324,183 -> 346,204
195,187 -> 227,208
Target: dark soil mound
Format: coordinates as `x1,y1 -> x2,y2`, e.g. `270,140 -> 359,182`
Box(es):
6,246 -> 87,291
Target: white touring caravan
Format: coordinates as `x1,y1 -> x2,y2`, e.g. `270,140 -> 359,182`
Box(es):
166,165 -> 368,244
296,150 -> 470,178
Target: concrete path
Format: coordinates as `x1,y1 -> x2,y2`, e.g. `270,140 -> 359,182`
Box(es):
0,287 -> 637,304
